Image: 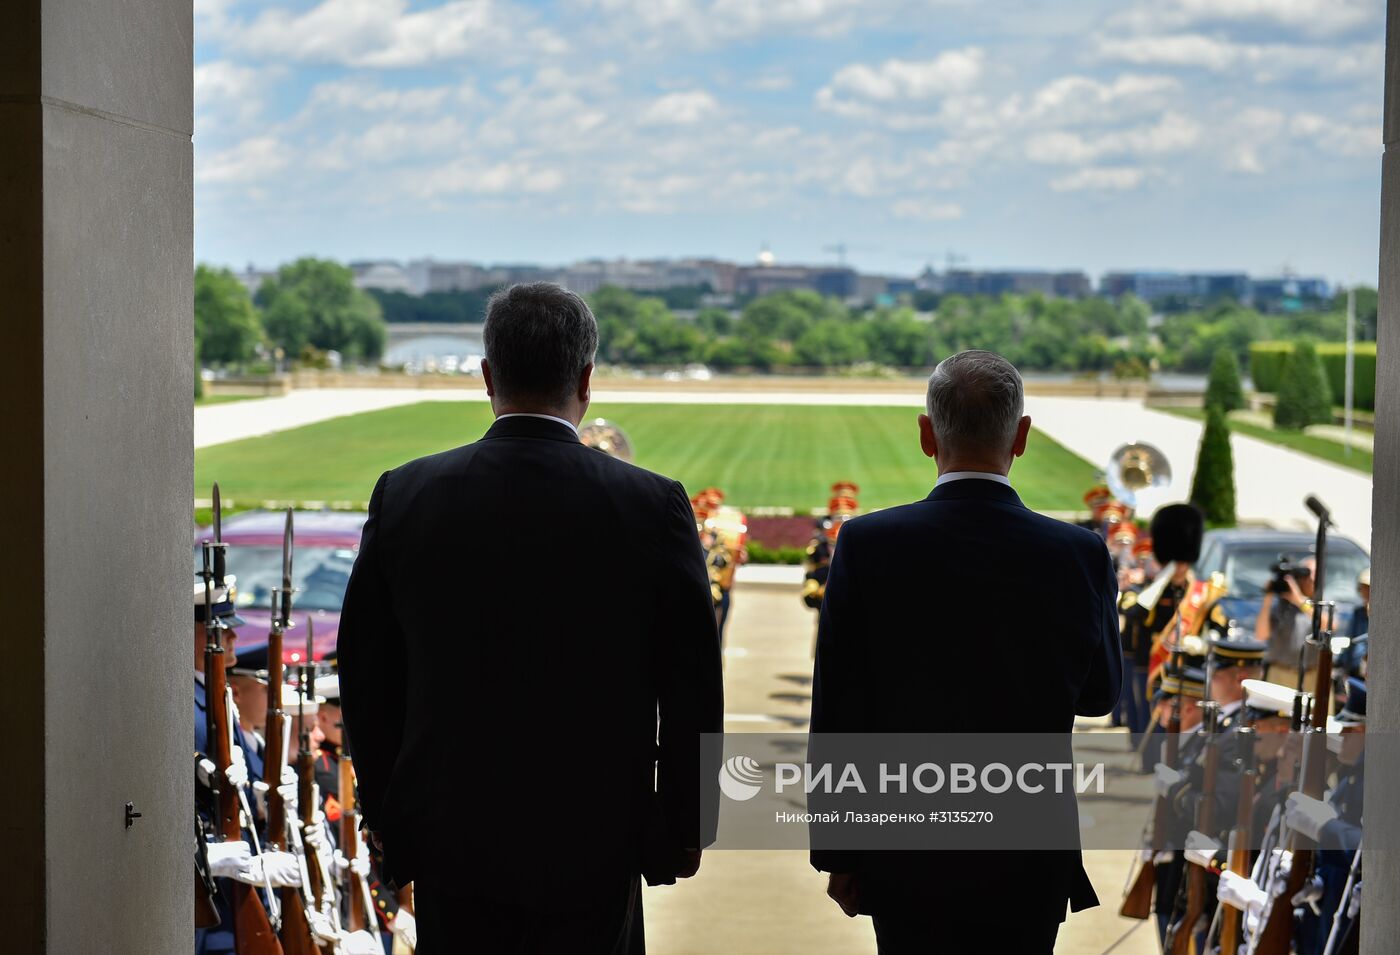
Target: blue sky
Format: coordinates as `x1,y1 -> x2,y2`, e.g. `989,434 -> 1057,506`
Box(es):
194,0 -> 1385,283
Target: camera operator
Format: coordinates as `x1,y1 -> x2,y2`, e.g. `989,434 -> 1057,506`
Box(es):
1255,555 -> 1317,690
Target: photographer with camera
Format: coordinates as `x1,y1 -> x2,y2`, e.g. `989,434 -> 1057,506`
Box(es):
1254,554 -> 1317,690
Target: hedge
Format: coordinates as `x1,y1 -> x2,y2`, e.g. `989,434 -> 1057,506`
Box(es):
1248,343 -> 1292,393
1248,341 -> 1377,410
1318,342 -> 1377,411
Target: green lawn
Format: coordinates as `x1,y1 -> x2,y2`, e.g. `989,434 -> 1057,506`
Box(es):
1164,407 -> 1372,474
195,402 -> 1098,512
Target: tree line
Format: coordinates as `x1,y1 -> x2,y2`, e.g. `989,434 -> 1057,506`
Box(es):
195,258 -> 387,367
587,284 -> 1376,376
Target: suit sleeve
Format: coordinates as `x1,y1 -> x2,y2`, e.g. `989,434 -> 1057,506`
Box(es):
1075,542 -> 1123,717
809,523 -> 859,873
655,481 -> 725,850
337,471 -> 407,834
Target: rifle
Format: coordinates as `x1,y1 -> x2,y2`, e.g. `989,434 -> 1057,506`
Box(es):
339,753 -> 377,933
296,617 -> 339,952
1256,496 -> 1336,955
1120,613 -> 1186,920
1217,724 -> 1258,954
200,492 -> 284,955
263,511 -> 318,955
1167,700 -> 1222,954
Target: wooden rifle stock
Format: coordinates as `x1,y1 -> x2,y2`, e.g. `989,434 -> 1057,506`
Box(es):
208,633 -> 284,955
1169,704 -> 1221,954
1256,640 -> 1334,955
1120,699 -> 1184,919
340,757 -> 371,932
1218,726 -> 1257,955
263,628 -> 318,955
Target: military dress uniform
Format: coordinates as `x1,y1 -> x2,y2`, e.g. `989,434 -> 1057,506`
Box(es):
194,581 -> 264,955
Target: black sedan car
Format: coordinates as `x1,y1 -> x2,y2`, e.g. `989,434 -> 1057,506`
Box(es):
1195,528 -> 1370,639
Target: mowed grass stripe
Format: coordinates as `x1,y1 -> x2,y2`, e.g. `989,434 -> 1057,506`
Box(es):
195,402 -> 1097,512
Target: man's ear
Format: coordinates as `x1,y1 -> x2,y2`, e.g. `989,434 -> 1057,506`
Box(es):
578,363 -> 594,404
481,359 -> 496,397
918,413 -> 937,459
1011,415 -> 1032,458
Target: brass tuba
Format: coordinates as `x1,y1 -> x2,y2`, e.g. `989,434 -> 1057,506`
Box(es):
1106,441 -> 1171,508
579,418 -> 634,462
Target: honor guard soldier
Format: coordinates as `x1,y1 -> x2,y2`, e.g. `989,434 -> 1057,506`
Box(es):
1287,678 -> 1365,955
195,576 -> 302,953
314,671 -> 412,950
1147,664 -> 1205,942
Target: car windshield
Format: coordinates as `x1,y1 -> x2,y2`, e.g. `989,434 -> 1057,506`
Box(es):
1215,543 -> 1369,603
193,545 -> 357,612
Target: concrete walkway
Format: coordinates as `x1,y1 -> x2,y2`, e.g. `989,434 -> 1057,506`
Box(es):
195,388 -> 1374,549
1023,396 -> 1373,550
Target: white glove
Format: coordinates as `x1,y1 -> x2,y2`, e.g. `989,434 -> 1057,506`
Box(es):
252,780 -> 271,817
341,930 -> 383,955
226,746 -> 250,790
1152,850 -> 1174,865
308,910 -> 340,943
392,908 -> 417,948
205,840 -> 252,878
1184,830 -> 1222,869
1153,763 -> 1183,798
333,850 -> 372,879
1285,792 -> 1338,843
281,764 -> 298,786
234,850 -> 303,888
1218,871 -> 1268,915
277,778 -> 299,812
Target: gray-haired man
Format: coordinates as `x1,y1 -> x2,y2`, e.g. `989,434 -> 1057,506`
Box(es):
810,349 -> 1122,954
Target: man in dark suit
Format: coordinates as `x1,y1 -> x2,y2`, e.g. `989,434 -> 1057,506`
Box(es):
337,283 -> 724,953
810,349 -> 1121,954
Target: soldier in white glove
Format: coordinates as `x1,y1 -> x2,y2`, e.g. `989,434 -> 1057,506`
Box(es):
333,850 -> 372,879
1284,791 -> 1338,843
1153,762 -> 1182,798
234,850 -> 304,888
341,930 -> 383,955
1217,870 -> 1267,915
1183,830 -> 1222,869
391,908 -> 418,949
205,840 -> 252,878
198,746 -> 250,792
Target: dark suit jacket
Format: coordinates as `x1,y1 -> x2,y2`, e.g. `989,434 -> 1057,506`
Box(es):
337,415 -> 724,903
809,477 -> 1121,921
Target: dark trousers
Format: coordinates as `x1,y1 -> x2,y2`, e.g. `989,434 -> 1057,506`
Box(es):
872,910 -> 1060,954
416,874 -> 644,954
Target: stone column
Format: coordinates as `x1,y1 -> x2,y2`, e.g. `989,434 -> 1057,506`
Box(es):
0,0 -> 192,949
1367,3 -> 1400,953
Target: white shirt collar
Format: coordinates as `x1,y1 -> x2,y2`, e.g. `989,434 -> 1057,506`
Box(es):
495,412 -> 580,436
935,470 -> 1012,488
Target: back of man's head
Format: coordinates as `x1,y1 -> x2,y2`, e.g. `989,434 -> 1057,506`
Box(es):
483,283 -> 598,409
925,350 -> 1025,460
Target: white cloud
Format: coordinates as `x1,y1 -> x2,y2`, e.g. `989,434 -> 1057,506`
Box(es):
230,0 -> 565,68
1027,113 -> 1200,164
306,79 -> 456,115
197,136 -> 289,185
640,91 -> 720,125
194,61 -> 263,118
1095,33 -> 1382,82
819,48 -> 984,105
1170,0 -> 1378,36
412,159 -> 565,198
1050,166 -> 1148,192
575,0 -> 915,46
891,198 -> 963,220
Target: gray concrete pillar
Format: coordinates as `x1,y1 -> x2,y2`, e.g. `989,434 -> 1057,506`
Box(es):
0,0 -> 192,950
1366,4 -> 1400,952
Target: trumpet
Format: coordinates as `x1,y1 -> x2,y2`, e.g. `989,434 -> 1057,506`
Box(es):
1106,441 -> 1171,508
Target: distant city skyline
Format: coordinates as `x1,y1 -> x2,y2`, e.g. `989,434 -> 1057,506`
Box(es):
195,0 -> 1384,285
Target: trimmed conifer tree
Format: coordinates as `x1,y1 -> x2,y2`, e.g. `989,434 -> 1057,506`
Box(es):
1204,347 -> 1245,412
1273,340 -> 1332,430
1190,405 -> 1237,527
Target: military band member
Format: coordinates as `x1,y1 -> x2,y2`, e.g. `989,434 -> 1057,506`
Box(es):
1147,664 -> 1205,942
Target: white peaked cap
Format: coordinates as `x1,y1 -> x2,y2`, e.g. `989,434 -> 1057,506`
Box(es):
1243,679 -> 1301,718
